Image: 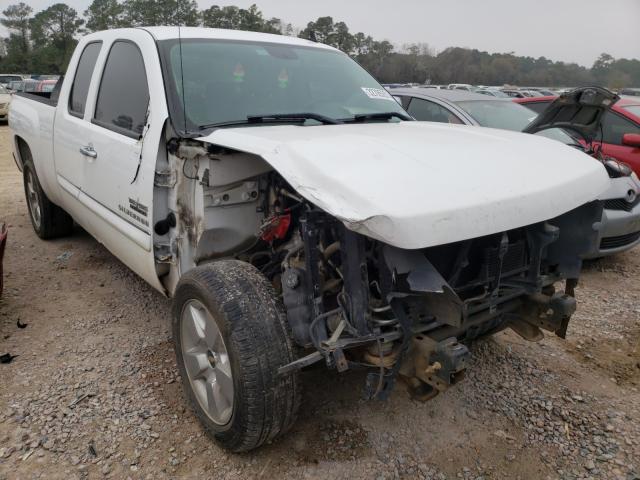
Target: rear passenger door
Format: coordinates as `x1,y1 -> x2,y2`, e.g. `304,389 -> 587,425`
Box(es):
53,41 -> 102,198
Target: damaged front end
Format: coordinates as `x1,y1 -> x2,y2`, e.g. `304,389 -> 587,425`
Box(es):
155,135 -> 603,403
258,198 -> 603,402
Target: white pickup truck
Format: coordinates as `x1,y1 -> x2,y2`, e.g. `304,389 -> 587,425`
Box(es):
10,27 -> 610,452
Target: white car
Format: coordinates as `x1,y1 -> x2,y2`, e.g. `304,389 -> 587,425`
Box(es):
393,87 -> 640,258
0,84 -> 11,122
9,27 -> 609,452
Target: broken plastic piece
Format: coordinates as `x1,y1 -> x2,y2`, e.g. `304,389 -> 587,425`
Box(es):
0,353 -> 18,364
260,213 -> 291,242
0,222 -> 6,297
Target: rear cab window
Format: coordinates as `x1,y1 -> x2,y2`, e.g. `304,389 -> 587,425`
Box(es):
92,40 -> 150,139
69,42 -> 102,117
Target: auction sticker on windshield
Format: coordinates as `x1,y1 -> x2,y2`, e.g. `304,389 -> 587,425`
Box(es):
362,87 -> 395,101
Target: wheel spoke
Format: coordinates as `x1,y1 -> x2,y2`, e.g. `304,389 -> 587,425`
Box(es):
205,375 -> 223,421
182,304 -> 206,346
183,349 -> 209,381
26,172 -> 42,227
216,352 -> 232,379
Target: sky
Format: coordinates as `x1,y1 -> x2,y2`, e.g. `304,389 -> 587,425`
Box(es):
4,0 -> 640,66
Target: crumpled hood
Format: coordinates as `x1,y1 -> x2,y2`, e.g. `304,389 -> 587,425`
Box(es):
198,121 -> 610,249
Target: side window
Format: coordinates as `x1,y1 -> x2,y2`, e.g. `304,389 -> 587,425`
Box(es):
407,98 -> 463,124
93,41 -> 149,138
396,95 -> 411,109
602,111 -> 640,145
69,42 -> 102,117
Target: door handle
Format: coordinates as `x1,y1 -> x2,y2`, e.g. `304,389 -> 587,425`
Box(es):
79,145 -> 97,158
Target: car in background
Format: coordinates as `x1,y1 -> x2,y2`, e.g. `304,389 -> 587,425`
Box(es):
620,88 -> 640,97
502,89 -> 545,98
35,79 -> 59,93
525,87 -> 558,96
0,74 -> 24,87
7,79 -> 39,93
417,84 -> 448,89
0,84 -> 11,122
393,87 -> 640,257
476,88 -> 510,98
29,74 -> 59,81
501,89 -> 530,98
382,83 -> 414,89
448,83 -> 474,90
515,95 -> 640,177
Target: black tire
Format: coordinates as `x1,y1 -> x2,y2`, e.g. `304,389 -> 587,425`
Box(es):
172,260 -> 301,452
22,150 -> 73,240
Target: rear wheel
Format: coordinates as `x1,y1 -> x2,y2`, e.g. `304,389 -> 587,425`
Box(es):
22,150 -> 73,239
172,260 -> 301,452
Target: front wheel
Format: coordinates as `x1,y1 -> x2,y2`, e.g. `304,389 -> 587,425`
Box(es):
172,260 -> 301,452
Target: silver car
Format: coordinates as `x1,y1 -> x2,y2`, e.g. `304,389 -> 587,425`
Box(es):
393,87 -> 640,258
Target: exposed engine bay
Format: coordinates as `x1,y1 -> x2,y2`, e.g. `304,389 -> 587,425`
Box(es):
152,137 -> 604,401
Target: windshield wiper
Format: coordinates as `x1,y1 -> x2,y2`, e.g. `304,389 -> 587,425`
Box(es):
198,112 -> 341,130
347,111 -> 413,123
246,113 -> 341,125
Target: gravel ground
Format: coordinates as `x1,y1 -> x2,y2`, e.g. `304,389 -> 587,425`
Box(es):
0,124 -> 639,479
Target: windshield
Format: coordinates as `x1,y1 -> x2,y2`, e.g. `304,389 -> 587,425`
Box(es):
159,39 -> 406,132
454,99 -> 576,144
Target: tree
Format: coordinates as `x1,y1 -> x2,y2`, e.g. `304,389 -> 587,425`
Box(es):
237,4 -> 270,32
1,2 -> 33,68
201,5 -> 238,29
0,2 -> 638,86
30,3 -> 84,73
201,4 -> 279,33
300,16 -> 335,44
122,0 -> 199,27
169,0 -> 199,26
266,18 -> 294,36
298,16 -> 360,54
592,52 -> 615,84
84,0 -> 125,31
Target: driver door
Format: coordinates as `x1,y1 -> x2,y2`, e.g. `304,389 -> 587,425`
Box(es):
79,35 -> 152,250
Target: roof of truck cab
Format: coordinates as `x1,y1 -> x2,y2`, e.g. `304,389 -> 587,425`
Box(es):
133,26 -> 335,50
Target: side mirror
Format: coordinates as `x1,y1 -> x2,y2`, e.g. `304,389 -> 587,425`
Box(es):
622,133 -> 640,147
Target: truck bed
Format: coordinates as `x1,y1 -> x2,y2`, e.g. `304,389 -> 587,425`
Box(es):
15,91 -> 57,107
9,91 -> 61,205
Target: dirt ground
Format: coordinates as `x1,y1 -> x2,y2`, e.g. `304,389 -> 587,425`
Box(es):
0,124 -> 639,480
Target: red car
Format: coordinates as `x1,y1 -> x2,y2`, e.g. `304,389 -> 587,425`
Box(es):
35,79 -> 58,93
515,95 -> 640,175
